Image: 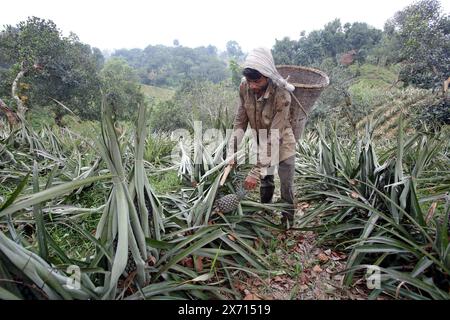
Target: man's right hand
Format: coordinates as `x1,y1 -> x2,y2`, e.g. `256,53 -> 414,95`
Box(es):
244,174 -> 258,190
228,158 -> 236,168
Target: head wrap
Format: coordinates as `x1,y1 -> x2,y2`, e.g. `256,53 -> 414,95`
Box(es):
243,47 -> 295,92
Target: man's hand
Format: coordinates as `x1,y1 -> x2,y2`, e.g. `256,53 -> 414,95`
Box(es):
244,174 -> 258,190
228,158 -> 236,168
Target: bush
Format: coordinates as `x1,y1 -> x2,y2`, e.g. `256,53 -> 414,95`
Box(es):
413,98 -> 450,129
148,100 -> 190,132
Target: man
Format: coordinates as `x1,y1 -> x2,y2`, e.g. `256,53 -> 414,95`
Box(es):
227,47 -> 297,228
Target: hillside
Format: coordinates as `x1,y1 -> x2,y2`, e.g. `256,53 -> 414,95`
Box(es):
140,84 -> 175,101
341,63 -> 439,139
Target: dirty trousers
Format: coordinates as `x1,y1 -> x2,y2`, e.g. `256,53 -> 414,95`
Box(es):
259,155 -> 296,221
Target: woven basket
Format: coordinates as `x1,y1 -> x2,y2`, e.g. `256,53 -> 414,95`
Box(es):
276,65 -> 329,140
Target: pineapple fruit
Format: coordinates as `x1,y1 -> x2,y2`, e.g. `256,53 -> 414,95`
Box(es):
112,238 -> 136,275
214,187 -> 247,214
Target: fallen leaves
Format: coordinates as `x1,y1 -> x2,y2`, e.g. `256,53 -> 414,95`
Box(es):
180,256 -> 193,268
296,202 -> 310,217
244,291 -> 262,300
425,202 -> 437,224
195,256 -> 204,272
333,274 -> 344,282
232,279 -> 269,300
312,265 -> 323,273
297,202 -> 310,210
235,228 -> 371,300
273,275 -> 284,283
299,284 -> 309,292
330,251 -> 347,261
325,267 -> 334,274
299,273 -> 310,285
317,252 -> 329,263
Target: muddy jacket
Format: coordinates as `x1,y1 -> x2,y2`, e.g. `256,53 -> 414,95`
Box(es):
227,78 -> 296,178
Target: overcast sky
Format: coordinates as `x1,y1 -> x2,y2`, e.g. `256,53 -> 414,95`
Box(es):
1,0 -> 449,53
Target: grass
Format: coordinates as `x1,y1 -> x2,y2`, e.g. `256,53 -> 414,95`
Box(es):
40,179 -> 109,261
46,215 -> 100,261
149,170 -> 182,194
64,181 -> 110,208
0,184 -> 13,203
26,107 -> 57,130
141,84 -> 175,101
349,63 -> 398,86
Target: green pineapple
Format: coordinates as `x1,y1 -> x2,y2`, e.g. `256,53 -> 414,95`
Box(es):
125,251 -> 137,275
214,187 -> 247,214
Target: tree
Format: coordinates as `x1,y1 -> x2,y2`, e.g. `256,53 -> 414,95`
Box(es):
273,37 -> 299,65
229,59 -> 242,88
386,0 -> 450,88
148,100 -> 190,132
320,19 -> 347,62
171,80 -> 237,129
344,22 -> 382,51
41,33 -> 103,122
296,30 -> 326,65
114,44 -> 229,87
0,17 -> 64,119
100,57 -> 144,120
0,17 -> 103,122
225,40 -> 244,61
272,19 -> 382,66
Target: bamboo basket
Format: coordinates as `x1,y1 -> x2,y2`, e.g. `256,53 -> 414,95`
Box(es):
276,65 -> 329,140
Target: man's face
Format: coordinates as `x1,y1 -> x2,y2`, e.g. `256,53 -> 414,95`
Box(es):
246,76 -> 269,95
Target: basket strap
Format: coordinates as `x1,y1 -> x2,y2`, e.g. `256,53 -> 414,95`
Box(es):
289,92 -> 308,118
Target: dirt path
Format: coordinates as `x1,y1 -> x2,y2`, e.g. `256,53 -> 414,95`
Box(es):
235,220 -> 372,300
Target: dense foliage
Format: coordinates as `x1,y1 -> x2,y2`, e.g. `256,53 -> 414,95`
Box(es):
113,45 -> 229,87
0,17 -> 104,121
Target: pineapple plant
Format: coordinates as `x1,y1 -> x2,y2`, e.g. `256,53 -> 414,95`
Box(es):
11,276 -> 46,299
112,238 -> 137,276
0,97 -> 276,300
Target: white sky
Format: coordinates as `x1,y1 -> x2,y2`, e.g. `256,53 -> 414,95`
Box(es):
1,0 -> 449,53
